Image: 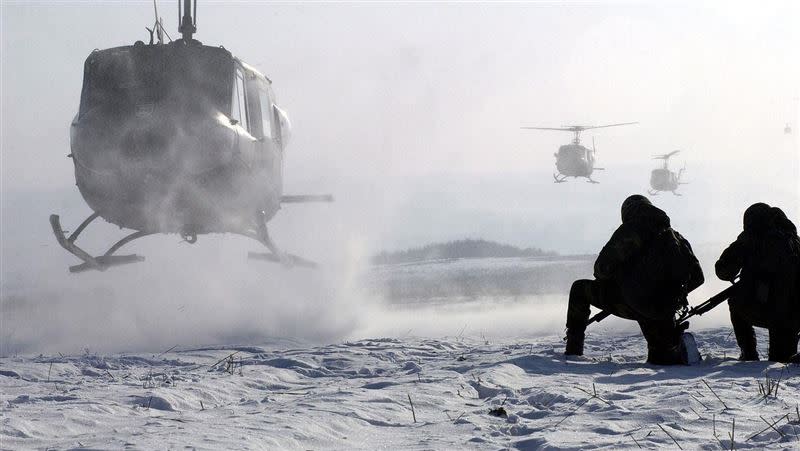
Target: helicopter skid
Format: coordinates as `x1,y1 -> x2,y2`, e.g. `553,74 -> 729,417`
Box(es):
647,189 -> 659,196
50,214 -> 147,273
239,211 -> 319,269
69,255 -> 146,273
248,252 -> 318,269
553,173 -> 567,183
51,210 -> 320,273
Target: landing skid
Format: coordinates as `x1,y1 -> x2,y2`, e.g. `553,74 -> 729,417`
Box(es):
50,213 -> 149,273
587,178 -> 599,184
50,210 -> 318,273
553,173 -> 567,183
248,252 -> 317,268
240,210 -> 318,269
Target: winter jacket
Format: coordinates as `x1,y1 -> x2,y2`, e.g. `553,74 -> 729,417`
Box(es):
715,205 -> 800,329
594,195 -> 704,320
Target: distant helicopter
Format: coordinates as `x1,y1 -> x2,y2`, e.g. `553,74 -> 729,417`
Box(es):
520,122 -> 637,183
785,123 -> 792,134
648,150 -> 686,196
50,0 -> 332,273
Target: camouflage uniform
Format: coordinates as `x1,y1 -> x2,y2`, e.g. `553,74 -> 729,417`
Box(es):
565,195 -> 704,364
715,204 -> 800,362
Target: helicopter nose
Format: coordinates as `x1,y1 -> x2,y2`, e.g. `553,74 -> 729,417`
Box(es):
120,122 -> 175,159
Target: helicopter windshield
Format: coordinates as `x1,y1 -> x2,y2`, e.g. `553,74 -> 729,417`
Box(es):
558,144 -> 588,160
79,44 -> 233,118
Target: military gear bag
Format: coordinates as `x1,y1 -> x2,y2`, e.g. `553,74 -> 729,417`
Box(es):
620,228 -> 697,320
640,228 -> 694,288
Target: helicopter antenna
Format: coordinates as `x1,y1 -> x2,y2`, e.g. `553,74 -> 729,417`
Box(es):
521,122 -> 638,145
178,0 -> 197,41
153,0 -> 163,44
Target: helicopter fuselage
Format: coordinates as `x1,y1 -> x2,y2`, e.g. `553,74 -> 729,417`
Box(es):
649,168 -> 679,192
554,144 -> 595,178
71,40 -> 288,236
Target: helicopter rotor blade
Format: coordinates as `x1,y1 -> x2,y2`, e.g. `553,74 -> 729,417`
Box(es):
522,122 -> 637,132
652,150 -> 681,160
576,122 -> 639,131
520,127 -> 577,131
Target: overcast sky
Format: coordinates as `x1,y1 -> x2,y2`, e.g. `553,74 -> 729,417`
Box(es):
2,0 -> 798,258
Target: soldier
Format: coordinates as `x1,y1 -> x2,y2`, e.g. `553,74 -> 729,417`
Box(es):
565,195 -> 704,364
715,203 -> 800,362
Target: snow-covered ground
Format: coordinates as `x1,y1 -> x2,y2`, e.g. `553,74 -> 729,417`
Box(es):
2,328 -> 800,450
3,256 -> 799,449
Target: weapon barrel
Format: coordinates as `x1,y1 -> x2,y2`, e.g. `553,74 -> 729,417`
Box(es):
588,282 -> 739,327
680,282 -> 739,321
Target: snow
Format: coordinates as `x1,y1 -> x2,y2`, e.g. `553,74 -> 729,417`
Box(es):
2,256 -> 799,449
2,328 -> 799,449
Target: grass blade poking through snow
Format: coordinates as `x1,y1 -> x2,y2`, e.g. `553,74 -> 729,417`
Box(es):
657,423 -> 683,450
407,394 -> 417,423
702,379 -> 729,410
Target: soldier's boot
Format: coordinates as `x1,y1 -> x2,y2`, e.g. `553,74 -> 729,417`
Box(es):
767,329 -> 799,363
564,280 -> 595,356
564,330 -> 585,356
736,331 -> 759,361
641,320 -> 686,365
646,340 -> 687,365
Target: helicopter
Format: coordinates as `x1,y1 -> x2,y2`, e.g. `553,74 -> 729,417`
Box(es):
520,122 -> 637,183
648,150 -> 686,196
50,0 -> 332,273
785,123 -> 792,134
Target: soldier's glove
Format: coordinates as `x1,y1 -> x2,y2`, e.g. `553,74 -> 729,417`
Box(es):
676,304 -> 689,321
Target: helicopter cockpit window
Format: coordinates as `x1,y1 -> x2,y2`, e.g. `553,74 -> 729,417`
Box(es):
79,46 -> 232,118
231,68 -> 248,129
258,87 -> 273,140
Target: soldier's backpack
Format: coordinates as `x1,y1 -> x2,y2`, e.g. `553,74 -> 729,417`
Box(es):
640,228 -> 695,288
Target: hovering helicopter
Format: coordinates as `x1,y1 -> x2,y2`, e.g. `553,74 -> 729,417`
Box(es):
785,123 -> 792,134
648,150 -> 686,196
50,0 -> 332,273
520,122 -> 637,183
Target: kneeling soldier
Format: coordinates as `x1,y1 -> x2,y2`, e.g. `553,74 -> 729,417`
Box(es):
565,195 -> 704,364
716,203 -> 800,362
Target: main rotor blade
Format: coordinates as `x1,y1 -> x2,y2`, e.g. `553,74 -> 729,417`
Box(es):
520,126 -> 576,131
578,122 -> 639,130
652,150 -> 681,159
521,122 -> 637,132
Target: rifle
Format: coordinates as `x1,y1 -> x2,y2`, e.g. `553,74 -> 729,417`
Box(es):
677,282 -> 739,324
585,282 -> 740,327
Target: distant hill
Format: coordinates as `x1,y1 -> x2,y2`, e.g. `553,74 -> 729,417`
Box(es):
371,239 -> 558,265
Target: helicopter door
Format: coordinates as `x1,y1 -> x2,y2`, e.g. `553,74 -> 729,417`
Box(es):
242,76 -> 282,189
256,84 -> 272,142
231,65 -> 260,165
245,75 -> 265,140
